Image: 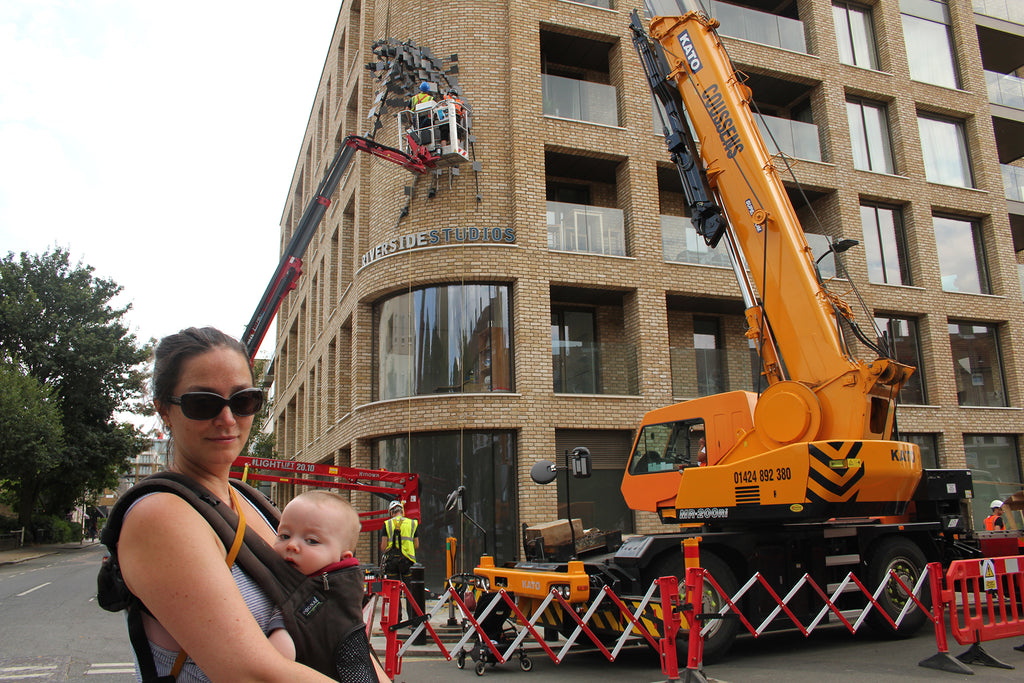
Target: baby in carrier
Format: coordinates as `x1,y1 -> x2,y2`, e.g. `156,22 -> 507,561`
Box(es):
268,491 -> 387,681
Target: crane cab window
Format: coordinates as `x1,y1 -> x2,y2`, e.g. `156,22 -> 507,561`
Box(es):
628,419 -> 706,474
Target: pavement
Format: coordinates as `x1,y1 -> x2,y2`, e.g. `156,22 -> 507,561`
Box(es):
0,538 -> 102,565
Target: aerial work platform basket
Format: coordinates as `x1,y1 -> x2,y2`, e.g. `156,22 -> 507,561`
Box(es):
398,99 -> 471,168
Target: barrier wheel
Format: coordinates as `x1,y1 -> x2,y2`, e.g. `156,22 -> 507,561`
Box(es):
647,548 -> 740,664
519,656 -> 532,672
864,536 -> 928,637
475,661 -> 486,676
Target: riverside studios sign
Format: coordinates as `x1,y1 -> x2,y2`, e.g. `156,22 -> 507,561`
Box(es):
361,226 -> 516,267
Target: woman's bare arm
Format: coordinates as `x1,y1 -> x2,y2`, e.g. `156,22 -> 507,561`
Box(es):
119,492 -> 333,682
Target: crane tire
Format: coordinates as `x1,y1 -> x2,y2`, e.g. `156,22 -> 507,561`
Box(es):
863,536 -> 929,637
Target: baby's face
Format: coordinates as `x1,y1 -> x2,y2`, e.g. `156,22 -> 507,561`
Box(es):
274,498 -> 349,575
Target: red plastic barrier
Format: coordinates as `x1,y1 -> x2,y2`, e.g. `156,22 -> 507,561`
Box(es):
944,555 -> 1024,645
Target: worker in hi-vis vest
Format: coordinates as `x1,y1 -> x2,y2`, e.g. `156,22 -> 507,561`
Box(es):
410,82 -> 435,146
985,499 -> 1005,530
380,500 -> 419,583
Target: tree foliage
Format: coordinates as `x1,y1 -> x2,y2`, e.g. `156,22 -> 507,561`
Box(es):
0,248 -> 150,531
245,358 -> 276,460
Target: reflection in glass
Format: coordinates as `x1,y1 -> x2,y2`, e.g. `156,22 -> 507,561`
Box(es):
376,284 -> 512,400
918,116 -> 972,187
874,316 -> 926,404
933,216 -> 988,294
948,322 -> 1006,407
847,99 -> 894,173
834,1 -> 879,70
376,431 -> 517,590
861,204 -> 908,285
902,12 -> 958,89
963,434 -> 1021,530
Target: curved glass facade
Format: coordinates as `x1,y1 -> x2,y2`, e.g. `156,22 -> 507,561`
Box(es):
376,283 -> 512,400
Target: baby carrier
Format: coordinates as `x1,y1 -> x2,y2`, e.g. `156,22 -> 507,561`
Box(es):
97,471 -> 378,682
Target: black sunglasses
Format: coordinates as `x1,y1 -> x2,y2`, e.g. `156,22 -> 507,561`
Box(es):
167,388 -> 264,421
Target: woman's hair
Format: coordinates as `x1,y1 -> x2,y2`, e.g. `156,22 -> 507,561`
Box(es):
152,327 -> 251,403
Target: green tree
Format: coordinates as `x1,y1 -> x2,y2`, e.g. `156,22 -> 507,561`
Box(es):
0,248 -> 150,532
0,365 -> 65,528
245,358 -> 276,460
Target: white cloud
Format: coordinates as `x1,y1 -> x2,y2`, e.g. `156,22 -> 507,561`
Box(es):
0,1 -> 339,356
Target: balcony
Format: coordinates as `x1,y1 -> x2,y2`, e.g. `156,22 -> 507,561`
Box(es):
974,0 -> 1024,24
670,347 -> 729,398
987,70 -> 1024,109
1004,164 -> 1024,202
756,114 -> 822,162
542,74 -> 619,126
552,340 -> 639,395
661,215 -> 731,267
547,201 -> 626,256
711,1 -> 808,53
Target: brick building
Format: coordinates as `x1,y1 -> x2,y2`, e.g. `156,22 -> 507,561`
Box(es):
268,0 -> 1024,587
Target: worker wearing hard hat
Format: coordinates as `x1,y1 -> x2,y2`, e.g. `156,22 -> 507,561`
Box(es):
410,82 -> 435,146
984,499 -> 1005,530
380,500 -> 419,582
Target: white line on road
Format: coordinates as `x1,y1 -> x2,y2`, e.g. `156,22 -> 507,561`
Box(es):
15,582 -> 51,597
86,662 -> 135,675
0,665 -> 58,680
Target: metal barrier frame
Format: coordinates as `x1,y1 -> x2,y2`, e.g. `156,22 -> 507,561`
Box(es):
366,576 -> 683,681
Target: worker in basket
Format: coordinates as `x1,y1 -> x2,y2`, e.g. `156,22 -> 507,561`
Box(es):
410,82 -> 435,146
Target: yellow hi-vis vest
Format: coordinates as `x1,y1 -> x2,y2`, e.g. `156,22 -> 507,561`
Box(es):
411,92 -> 433,108
384,516 -> 418,562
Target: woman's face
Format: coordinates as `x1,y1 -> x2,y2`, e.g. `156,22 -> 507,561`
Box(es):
157,346 -> 255,468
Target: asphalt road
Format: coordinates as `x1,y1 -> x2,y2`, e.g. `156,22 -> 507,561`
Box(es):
2,544 -> 1023,681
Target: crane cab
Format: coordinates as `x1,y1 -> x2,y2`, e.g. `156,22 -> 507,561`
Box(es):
398,99 -> 471,168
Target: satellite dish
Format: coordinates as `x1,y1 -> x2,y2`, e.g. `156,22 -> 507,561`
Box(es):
530,460 -> 558,485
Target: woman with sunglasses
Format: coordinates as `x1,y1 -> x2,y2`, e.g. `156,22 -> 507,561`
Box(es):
116,327 -> 335,682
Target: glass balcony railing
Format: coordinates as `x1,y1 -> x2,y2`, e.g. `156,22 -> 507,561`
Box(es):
974,0 -> 1024,24
547,201 -> 626,256
661,214 -> 732,267
756,114 -> 822,162
1004,165 -> 1024,202
670,346 -> 730,397
986,70 -> 1024,109
542,74 -> 619,126
711,1 -> 808,53
574,0 -> 613,7
553,340 -> 639,395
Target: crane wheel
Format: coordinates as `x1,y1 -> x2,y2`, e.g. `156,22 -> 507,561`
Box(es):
863,536 -> 929,637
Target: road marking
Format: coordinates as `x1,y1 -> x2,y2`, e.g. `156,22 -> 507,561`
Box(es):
86,662 -> 135,675
15,582 -> 51,597
0,665 -> 58,679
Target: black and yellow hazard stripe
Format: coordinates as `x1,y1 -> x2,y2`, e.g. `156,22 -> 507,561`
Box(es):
807,442 -> 865,502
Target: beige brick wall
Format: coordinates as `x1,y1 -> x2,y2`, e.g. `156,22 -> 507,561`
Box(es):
266,0 -> 1024,561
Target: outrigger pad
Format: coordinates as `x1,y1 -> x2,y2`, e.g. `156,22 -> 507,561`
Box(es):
679,668 -> 709,683
918,651 -> 975,675
956,643 -> 1014,670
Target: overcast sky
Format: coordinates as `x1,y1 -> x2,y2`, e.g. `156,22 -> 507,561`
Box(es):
0,1 -> 340,364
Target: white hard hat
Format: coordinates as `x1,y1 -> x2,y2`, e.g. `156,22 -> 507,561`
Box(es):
990,499 -> 1003,509
388,500 -> 403,513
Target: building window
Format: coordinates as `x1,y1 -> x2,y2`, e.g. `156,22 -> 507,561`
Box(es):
556,430 -> 634,536
694,316 -> 726,396
861,204 -> 909,285
874,316 -> 927,404
376,430 -> 517,589
847,98 -> 894,173
903,433 -> 939,469
918,115 -> 973,187
833,2 -> 878,70
901,0 -> 959,89
933,216 -> 989,294
948,321 -> 1007,407
375,284 -> 512,400
963,434 -> 1021,530
552,309 -> 597,394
